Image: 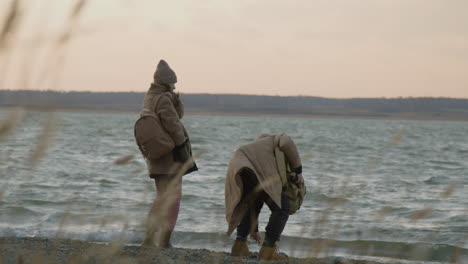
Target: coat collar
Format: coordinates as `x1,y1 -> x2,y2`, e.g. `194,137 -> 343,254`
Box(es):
149,83 -> 170,94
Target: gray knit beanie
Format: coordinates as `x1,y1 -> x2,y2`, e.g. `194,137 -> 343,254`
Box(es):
153,59 -> 177,85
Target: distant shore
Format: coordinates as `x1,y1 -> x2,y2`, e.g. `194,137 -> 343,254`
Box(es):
186,110 -> 468,121
0,237 -> 382,264
2,90 -> 468,122
1,106 -> 468,121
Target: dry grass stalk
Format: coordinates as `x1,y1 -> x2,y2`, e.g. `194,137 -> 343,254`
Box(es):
300,129 -> 409,260
140,180 -> 154,202
308,129 -> 405,257
289,224 -> 311,258
114,154 -> 135,165
440,182 -> 459,199
16,0 -> 54,90
390,128 -> 406,145
0,108 -> 24,141
0,0 -> 21,51
0,187 -> 4,201
130,168 -> 144,175
70,0 -> 87,22
210,215 -> 230,264
80,217 -> 127,263
309,208 -> 334,257
35,0 -> 88,90
98,223 -> 128,259
365,128 -> 407,175
451,234 -> 467,264
0,0 -> 21,88
375,206 -> 397,221
55,203 -> 73,239
410,208 -> 432,221
27,112 -> 58,167
301,152 -> 314,162
56,0 -> 87,46
45,200 -> 76,264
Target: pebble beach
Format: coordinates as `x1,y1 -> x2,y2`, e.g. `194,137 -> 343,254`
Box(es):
0,237 -> 385,264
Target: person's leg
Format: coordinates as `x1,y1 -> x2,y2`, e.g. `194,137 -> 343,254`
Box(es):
236,169 -> 263,240
157,175 -> 182,247
236,194 -> 264,240
156,176 -> 182,232
142,178 -> 164,247
232,168 -> 263,256
258,191 -> 290,260
263,191 -> 290,246
143,175 -> 182,247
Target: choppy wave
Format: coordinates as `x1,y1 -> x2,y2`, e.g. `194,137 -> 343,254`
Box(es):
0,206 -> 44,218
423,176 -> 451,185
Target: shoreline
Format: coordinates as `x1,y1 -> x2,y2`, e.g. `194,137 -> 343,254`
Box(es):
0,237 -> 383,264
1,106 -> 467,122
186,110 -> 468,121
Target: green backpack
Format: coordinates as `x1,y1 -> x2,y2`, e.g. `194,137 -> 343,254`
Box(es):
273,134 -> 306,215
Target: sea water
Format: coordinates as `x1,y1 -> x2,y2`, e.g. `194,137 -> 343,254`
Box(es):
0,109 -> 467,263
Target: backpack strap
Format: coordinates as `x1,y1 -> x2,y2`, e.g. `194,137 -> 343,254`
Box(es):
274,134 -> 288,187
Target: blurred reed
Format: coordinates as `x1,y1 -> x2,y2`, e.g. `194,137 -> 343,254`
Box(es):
0,1 -> 465,263
0,107 -> 24,141
27,111 -> 59,168
0,0 -> 21,90
114,154 -> 136,166
441,182 -> 460,199
35,0 -> 88,91
0,0 -> 21,51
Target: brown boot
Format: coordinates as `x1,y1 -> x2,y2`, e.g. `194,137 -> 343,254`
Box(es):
258,244 -> 287,261
158,230 -> 173,248
231,239 -> 250,257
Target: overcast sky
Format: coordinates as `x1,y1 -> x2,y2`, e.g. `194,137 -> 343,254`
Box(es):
1,0 -> 467,98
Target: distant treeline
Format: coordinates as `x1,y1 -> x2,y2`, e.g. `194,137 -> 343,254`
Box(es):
1,90 -> 468,119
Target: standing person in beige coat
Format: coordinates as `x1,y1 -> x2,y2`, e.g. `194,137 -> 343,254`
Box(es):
225,134 -> 304,260
141,59 -> 198,248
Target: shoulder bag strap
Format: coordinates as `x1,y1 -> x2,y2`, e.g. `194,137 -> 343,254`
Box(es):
140,93 -> 167,118
274,134 -> 288,187
151,94 -> 164,116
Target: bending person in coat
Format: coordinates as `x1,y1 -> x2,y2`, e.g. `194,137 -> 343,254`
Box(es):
141,59 -> 198,248
225,134 -> 304,261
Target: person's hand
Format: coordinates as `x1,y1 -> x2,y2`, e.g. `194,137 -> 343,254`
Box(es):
172,91 -> 182,106
173,141 -> 189,163
250,232 -> 262,245
291,173 -> 304,185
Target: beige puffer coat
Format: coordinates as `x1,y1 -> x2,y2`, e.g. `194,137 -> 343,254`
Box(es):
142,83 -> 197,177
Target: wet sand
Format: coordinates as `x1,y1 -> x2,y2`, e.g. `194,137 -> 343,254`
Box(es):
0,237 -> 383,264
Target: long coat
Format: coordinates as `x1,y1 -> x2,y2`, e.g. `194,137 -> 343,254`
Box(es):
142,83 -> 197,177
225,134 -> 302,236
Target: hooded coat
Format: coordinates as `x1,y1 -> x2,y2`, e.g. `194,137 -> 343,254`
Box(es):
224,134 -> 302,236
141,60 -> 197,177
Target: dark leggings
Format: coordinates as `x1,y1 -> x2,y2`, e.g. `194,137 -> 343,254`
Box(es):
236,168 -> 290,245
